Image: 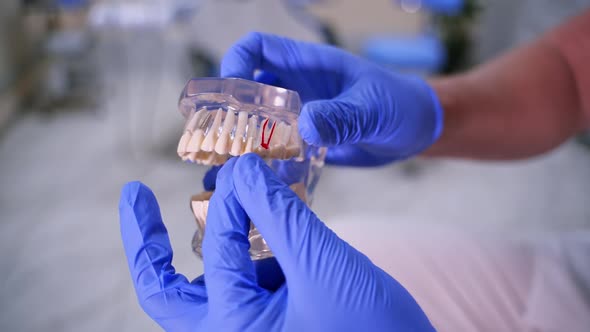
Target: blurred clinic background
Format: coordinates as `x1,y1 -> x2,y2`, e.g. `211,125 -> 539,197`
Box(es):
1,0 -> 590,331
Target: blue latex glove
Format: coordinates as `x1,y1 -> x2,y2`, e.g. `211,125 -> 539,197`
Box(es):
221,32 -> 444,166
203,165 -> 221,191
119,154 -> 435,331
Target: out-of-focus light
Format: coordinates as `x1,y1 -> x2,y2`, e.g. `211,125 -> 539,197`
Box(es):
397,0 -> 464,15
89,3 -> 170,28
400,0 -> 423,13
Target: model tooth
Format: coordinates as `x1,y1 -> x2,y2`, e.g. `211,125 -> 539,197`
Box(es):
201,109 -> 223,152
230,112 -> 248,156
178,110 -> 206,156
255,146 -> 270,158
177,131 -> 191,156
202,200 -> 209,221
215,110 -> 236,155
243,115 -> 258,153
186,129 -> 205,152
271,145 -> 286,159
199,202 -> 207,223
288,122 -> 303,159
285,145 -> 300,159
269,121 -> 284,146
191,200 -> 202,221
277,122 -> 297,159
198,204 -> 207,224
280,123 -> 292,145
185,109 -> 203,132
244,137 -> 254,153
271,122 -> 289,158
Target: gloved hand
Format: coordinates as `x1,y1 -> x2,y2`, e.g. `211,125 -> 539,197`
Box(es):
221,32 -> 444,166
203,165 -> 221,191
119,154 -> 435,331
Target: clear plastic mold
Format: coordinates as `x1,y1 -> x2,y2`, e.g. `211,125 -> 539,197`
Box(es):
178,78 -> 326,260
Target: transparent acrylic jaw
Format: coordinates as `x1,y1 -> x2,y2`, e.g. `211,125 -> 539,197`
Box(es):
190,181 -> 311,260
178,78 -> 326,260
177,77 -> 304,165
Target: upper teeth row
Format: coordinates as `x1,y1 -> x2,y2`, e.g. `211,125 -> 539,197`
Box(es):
177,108 -> 301,165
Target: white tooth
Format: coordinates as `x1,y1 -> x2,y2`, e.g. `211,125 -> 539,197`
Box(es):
197,205 -> 206,225
230,112 -> 248,156
270,145 -> 286,159
255,145 -> 270,158
286,145 -> 301,159
271,122 -> 289,159
199,202 -> 207,223
215,110 -> 236,155
288,122 -> 303,159
191,200 -> 202,219
177,131 -> 191,156
203,200 -> 209,221
243,115 -> 258,153
269,121 -> 284,147
186,129 -> 204,152
288,121 -> 299,145
244,137 -> 254,153
201,109 -> 223,152
280,123 -> 292,145
185,109 -> 203,132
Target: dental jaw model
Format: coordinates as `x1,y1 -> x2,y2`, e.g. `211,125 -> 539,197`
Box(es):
177,78 -> 326,260
177,108 -> 302,165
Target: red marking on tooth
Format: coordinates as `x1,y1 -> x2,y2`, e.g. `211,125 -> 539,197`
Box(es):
260,118 -> 276,150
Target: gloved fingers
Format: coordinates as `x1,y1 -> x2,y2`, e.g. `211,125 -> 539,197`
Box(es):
270,159 -> 308,186
299,95 -> 381,148
220,32 -> 339,82
253,257 -> 285,292
232,154 -> 331,276
193,258 -> 285,293
220,32 -> 298,80
118,182 -> 206,317
325,145 -> 394,167
203,165 -> 222,191
254,70 -> 280,86
202,158 -> 268,315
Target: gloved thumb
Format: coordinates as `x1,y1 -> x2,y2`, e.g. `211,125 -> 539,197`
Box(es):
202,158 -> 267,317
118,182 -> 205,323
232,154 -> 340,278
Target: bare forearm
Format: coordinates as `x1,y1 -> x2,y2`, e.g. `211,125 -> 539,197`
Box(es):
426,10 -> 590,160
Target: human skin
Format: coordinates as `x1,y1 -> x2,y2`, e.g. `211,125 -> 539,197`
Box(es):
426,10 -> 590,160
